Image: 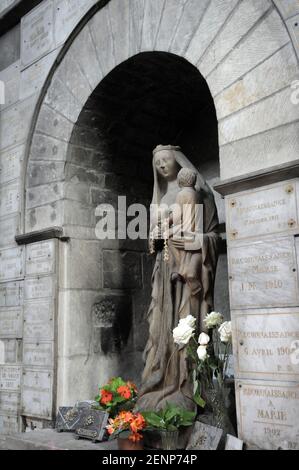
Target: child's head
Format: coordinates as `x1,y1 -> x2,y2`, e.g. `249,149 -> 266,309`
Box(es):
177,168 -> 197,188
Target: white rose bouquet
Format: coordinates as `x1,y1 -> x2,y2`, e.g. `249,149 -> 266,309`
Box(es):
172,312 -> 232,410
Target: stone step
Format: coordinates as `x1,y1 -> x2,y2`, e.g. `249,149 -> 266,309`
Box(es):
4,430 -> 118,451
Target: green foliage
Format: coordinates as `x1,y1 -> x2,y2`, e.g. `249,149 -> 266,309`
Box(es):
142,402 -> 196,431
193,381 -> 206,409
94,377 -> 137,416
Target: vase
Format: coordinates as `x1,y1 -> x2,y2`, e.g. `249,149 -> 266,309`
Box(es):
118,437 -> 144,451
204,385 -> 235,436
160,430 -> 179,451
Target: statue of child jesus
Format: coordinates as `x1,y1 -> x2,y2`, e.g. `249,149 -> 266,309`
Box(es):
169,167 -> 203,293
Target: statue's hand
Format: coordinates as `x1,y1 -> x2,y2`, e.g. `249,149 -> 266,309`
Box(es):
171,239 -> 187,250
171,235 -> 203,252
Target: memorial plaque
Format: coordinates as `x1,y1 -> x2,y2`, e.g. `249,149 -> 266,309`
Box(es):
0,144 -> 24,185
22,368 -> 53,418
21,0 -> 55,68
23,342 -> 54,367
0,365 -> 22,391
0,215 -> 20,249
186,422 -> 223,450
54,0 -> 97,46
0,281 -> 23,307
226,181 -> 299,241
225,434 -> 243,450
20,48 -> 60,100
228,237 -> 299,309
0,307 -> 22,338
0,182 -> 20,218
0,99 -> 34,151
233,309 -> 299,381
0,391 -> 20,414
75,409 -> 109,442
287,15 -> 299,56
0,247 -> 24,282
236,379 -> 299,450
26,240 -> 55,276
24,300 -> 54,341
0,61 -> 20,111
25,276 -> 55,300
0,414 -> 21,434
56,406 -> 83,432
0,339 -> 22,363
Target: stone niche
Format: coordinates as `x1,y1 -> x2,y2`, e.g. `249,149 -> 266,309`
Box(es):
92,295 -> 132,355
54,50 -> 225,409
226,178 -> 299,450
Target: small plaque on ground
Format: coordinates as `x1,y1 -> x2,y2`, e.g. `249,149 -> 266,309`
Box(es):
75,409 -> 109,443
186,421 -> 223,450
56,406 -> 83,432
225,434 -> 243,450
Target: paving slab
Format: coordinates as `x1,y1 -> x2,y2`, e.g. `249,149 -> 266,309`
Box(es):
4,429 -> 118,450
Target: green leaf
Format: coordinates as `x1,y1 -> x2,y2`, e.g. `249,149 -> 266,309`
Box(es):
164,404 -> 181,424
109,377 -> 126,393
193,381 -> 206,409
194,393 -> 206,408
142,411 -> 166,429
112,395 -> 126,404
166,424 -> 178,431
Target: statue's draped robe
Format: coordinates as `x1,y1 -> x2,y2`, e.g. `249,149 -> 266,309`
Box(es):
138,188 -> 219,411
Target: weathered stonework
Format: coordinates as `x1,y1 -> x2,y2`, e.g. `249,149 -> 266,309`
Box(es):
0,0 -> 299,448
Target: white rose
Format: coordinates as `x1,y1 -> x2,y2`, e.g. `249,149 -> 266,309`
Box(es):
197,345 -> 208,361
218,321 -> 232,343
173,323 -> 194,346
183,315 -> 197,329
204,311 -> 224,329
198,332 -> 210,346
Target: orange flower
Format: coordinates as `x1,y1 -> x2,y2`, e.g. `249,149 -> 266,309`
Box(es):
130,414 -> 146,433
127,381 -> 137,393
117,385 -> 131,400
106,425 -> 114,435
100,389 -> 113,405
129,432 -> 143,442
106,418 -> 115,435
118,411 -> 133,423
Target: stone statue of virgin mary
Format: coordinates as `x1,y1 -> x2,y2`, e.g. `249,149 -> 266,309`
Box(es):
137,145 -> 220,412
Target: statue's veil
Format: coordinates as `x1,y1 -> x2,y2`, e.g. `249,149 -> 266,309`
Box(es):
151,145 -> 212,206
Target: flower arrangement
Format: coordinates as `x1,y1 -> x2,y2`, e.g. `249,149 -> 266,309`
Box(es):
106,411 -> 147,443
95,377 -> 137,416
172,313 -> 232,411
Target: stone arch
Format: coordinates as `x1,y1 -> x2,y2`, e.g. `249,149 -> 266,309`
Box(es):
57,50 -> 219,404
24,0 -> 299,233
22,0 -> 299,406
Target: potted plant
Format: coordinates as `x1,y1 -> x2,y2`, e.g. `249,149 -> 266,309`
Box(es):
142,402 -> 196,450
106,411 -> 147,450
94,377 -> 137,417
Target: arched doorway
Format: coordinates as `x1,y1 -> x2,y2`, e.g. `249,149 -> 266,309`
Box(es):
57,51 -> 220,405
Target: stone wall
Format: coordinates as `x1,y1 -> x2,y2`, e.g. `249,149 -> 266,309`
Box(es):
0,0 -> 298,445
